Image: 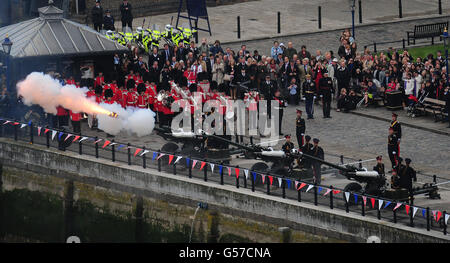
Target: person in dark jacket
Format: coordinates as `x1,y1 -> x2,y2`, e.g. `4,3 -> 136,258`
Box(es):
120,0 -> 133,30
399,158 -> 417,193
335,60 -> 351,97
103,9 -> 115,31
91,0 -> 103,32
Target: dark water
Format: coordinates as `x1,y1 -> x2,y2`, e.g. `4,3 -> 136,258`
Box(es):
0,189 -> 200,243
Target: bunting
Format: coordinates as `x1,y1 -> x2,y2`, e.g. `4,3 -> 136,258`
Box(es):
306,184 -> 314,193
134,148 -> 142,157
317,187 -> 322,194
174,156 -> 183,164
51,130 -> 57,140
219,165 -> 223,175
412,207 -> 418,218
370,198 -> 375,208
268,175 -> 273,186
362,196 -> 367,206
378,199 -> 384,210
393,203 -> 402,211
37,127 -> 42,136
13,122 -> 19,125
405,205 -> 410,215
344,192 -> 350,202
20,123 -> 27,129
436,211 -> 442,222
168,155 -> 174,164
200,161 -> 206,170
44,128 -> 50,134
116,144 -> 125,150
140,150 -> 150,156
64,134 -> 73,142
102,140 -> 111,148
72,135 -> 81,143
297,182 -> 306,191
153,152 -> 159,160
261,174 -> 266,184
323,188 -> 332,196
252,172 -> 257,183
157,153 -> 166,160
3,121 -> 11,125
277,178 -> 282,187
93,138 -> 102,144
244,169 -> 249,180
445,214 -> 449,225
332,190 -> 341,195
58,132 -> 64,141
235,168 -> 240,178
353,193 -> 358,204
285,179 -> 291,189
210,163 -> 215,173
227,167 -> 231,177
384,201 -> 391,209
79,136 -> 89,143
422,208 -> 426,218
191,159 -> 197,169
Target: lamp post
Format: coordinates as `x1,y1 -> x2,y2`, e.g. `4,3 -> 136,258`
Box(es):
2,35 -> 13,92
442,28 -> 449,85
349,0 -> 356,38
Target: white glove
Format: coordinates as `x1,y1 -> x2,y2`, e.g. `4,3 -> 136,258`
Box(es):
301,133 -> 304,136
392,151 -> 396,155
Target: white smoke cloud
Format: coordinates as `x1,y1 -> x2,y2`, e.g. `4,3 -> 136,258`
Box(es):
16,72 -> 156,137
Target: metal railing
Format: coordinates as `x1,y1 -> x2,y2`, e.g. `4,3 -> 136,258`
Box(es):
0,118 -> 447,237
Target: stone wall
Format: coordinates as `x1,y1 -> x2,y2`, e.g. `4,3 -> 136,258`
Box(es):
0,138 -> 448,243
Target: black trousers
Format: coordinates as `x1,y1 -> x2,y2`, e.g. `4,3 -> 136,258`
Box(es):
72,120 -> 81,134
93,23 -> 102,32
388,146 -> 399,168
278,109 -> 283,134
122,20 -> 133,30
322,99 -> 331,117
296,132 -> 304,148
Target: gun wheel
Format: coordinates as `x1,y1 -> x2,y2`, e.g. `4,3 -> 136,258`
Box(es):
160,142 -> 179,166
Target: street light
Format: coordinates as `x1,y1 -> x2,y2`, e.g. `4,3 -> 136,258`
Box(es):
442,28 -> 449,85
1,34 -> 12,92
349,0 -> 356,38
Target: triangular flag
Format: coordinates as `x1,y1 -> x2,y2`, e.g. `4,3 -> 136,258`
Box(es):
3,121 -> 11,125
28,121 -> 32,126
344,192 -> 350,202
244,169 -> 249,179
174,156 -> 182,164
153,152 -> 159,160
227,167 -> 231,177
261,174 -> 266,184
13,122 -> 19,125
117,144 -> 125,150
412,207 -> 418,218
405,205 -> 410,215
317,187 -> 323,194
436,211 -> 442,222
58,132 -> 64,141
20,123 -> 27,129
134,148 -> 142,157
102,140 -> 111,148
393,203 -> 402,211
370,198 -> 375,208
432,210 -> 437,221
44,128 -> 50,134
277,178 -> 282,187
362,196 -> 367,206
140,150 -> 150,156
286,179 -> 291,189
298,182 -> 307,191
445,214 -> 449,225
168,155 -> 174,164
422,209 -> 426,218
64,134 -> 73,141
324,188 -> 332,196
200,161 -> 206,170
51,130 -> 57,140
353,193 -> 358,204
384,201 -> 392,209
37,127 -> 42,136
191,160 -> 197,169
305,184 -> 314,193
252,172 -> 257,182
94,138 -> 102,144
210,163 -> 215,173
378,199 -> 384,210
79,136 -> 89,143
268,176 -> 273,186
109,143 -> 117,147
235,168 -> 240,178
72,135 -> 81,143
219,165 -> 223,175
157,153 -> 166,160
332,190 -> 341,195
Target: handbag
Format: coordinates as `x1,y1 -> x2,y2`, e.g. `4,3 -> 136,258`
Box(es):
223,74 -> 232,82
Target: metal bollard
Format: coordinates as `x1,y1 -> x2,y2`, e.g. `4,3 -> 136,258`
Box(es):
142,146 -> 146,169
46,127 -> 50,148
78,140 -> 82,155
220,161 -> 224,185
111,140 -> 115,162
127,143 -> 131,165
14,123 -> 17,141
251,171 -> 255,192
266,173 -> 271,195
188,156 -> 192,178
426,207 -> 430,231
314,184 -> 318,206
409,204 -> 414,227
329,185 -> 333,209
95,137 -> 99,158
361,196 -> 365,216
377,200 -> 381,219
173,162 -> 177,175
444,211 -> 447,235
298,184 -> 302,202
318,6 -> 322,29
204,160 -> 208,182
281,177 -> 286,199
237,16 -> 241,39
235,165 -> 239,188
393,207 -> 397,223
345,192 -> 349,213
29,122 -> 33,144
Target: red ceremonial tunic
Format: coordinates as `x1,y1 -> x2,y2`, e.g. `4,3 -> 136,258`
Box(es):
94,76 -> 104,88
69,110 -> 82,121
126,91 -> 138,107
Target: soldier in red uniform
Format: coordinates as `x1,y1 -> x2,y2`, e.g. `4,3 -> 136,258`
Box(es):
126,79 -> 138,108
56,106 -> 68,128
94,85 -> 104,104
136,83 -> 149,109
69,110 -> 82,133
94,72 -> 105,88
104,89 -> 117,104
66,76 -> 76,85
